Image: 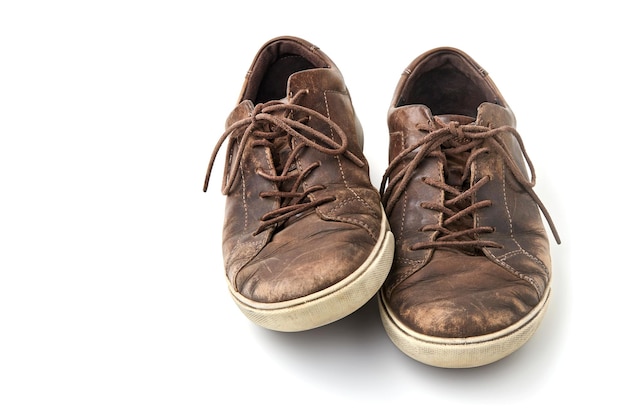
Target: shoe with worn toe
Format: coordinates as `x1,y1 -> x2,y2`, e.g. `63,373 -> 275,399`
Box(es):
378,47 -> 560,367
204,36 -> 394,332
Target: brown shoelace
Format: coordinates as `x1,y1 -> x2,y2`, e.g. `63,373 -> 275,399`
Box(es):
380,117 -> 561,250
204,90 -> 364,234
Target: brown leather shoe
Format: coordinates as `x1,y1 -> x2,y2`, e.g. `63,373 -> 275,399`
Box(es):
204,36 -> 394,332
379,47 -> 560,367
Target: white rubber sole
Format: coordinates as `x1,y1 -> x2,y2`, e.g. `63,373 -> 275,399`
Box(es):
229,213 -> 395,332
378,287 -> 551,368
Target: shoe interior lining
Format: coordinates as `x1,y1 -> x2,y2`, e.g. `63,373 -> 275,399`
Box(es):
399,54 -> 498,117
243,40 -> 328,103
256,55 -> 316,102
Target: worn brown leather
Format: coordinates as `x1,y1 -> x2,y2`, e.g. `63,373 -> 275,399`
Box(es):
380,48 -> 560,341
204,37 -> 392,331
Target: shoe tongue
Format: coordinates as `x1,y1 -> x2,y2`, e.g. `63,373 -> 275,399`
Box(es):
434,102 -> 516,129
389,106 -> 478,129
226,68 -> 340,126
388,106 -> 478,151
437,114 -> 476,125
286,67 -> 345,96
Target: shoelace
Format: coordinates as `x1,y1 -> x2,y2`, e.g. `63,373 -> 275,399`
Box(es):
380,117 -> 561,250
203,90 -> 364,235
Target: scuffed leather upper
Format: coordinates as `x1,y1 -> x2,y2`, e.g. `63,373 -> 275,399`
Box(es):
210,37 -> 383,303
381,48 -> 557,338
474,103 -> 552,297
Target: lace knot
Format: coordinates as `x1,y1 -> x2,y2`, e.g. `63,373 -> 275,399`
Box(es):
447,120 -> 465,141
250,102 -> 265,120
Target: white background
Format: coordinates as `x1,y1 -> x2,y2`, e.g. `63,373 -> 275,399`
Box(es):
1,1 -> 622,415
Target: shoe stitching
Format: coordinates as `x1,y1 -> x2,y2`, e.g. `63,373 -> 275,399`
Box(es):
496,246 -> 548,275
399,190 -> 408,242
300,89 -> 334,199
398,131 -> 408,242
489,254 -> 542,295
498,168 -> 548,291
333,215 -> 377,240
230,239 -> 265,256
325,196 -> 354,211
335,155 -> 377,213
241,159 -> 249,232
396,257 -> 425,267
325,90 -> 377,215
258,146 -> 278,232
497,248 -> 524,261
323,194 -> 378,239
501,168 -> 549,275
388,258 -> 426,293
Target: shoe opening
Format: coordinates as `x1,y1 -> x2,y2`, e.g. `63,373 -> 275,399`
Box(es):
398,51 -> 501,117
243,39 -> 329,103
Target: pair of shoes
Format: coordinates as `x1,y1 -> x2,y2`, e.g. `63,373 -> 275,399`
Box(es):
203,36 -> 560,368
